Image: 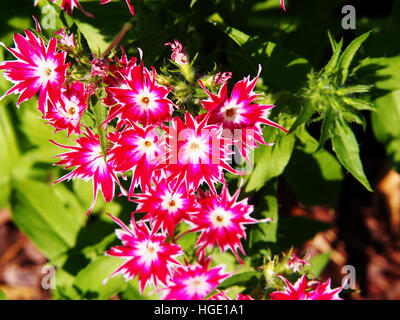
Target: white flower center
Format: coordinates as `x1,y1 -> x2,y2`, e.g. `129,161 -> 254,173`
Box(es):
136,240 -> 161,266
160,192 -> 184,213
210,207 -> 232,228
36,59 -> 58,83
221,100 -> 243,123
181,135 -> 208,164
184,275 -> 210,297
135,89 -> 156,111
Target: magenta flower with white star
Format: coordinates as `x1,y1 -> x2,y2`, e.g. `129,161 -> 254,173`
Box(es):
164,263 -> 229,300
281,0 -> 286,11
105,57 -> 174,126
270,274 -> 343,300
189,185 -> 263,263
0,30 -> 68,115
109,123 -> 164,197
161,112 -> 243,195
45,81 -> 88,136
199,66 -> 288,162
105,214 -> 183,293
51,128 -> 121,215
133,179 -> 199,236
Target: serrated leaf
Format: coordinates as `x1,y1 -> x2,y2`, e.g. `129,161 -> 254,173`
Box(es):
331,118 -> 372,191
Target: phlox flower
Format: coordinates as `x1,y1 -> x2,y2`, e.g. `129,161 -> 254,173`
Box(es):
161,112 -> 243,195
287,252 -> 312,273
281,0 -> 286,11
269,274 -> 343,300
105,214 -> 183,293
51,128 -> 121,215
54,28 -> 76,49
133,179 -> 199,236
189,185 -> 263,263
101,0 -> 135,15
105,55 -> 174,126
165,39 -> 188,65
47,0 -> 94,17
109,123 -> 164,197
0,31 -> 68,115
45,81 -> 88,136
199,65 -> 288,162
164,263 -> 230,300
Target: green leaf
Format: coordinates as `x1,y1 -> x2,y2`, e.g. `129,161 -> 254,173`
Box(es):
209,21 -> 311,92
289,100 -> 315,133
245,126 -> 295,193
304,252 -> 331,278
357,56 -> 400,91
248,180 -> 279,252
338,31 -> 371,84
11,179 -> 86,260
284,128 -> 343,208
217,271 -> 263,291
372,90 -> 400,172
317,106 -> 335,151
73,255 -> 128,300
324,36 -> 343,75
331,118 -> 372,191
0,289 -> 7,300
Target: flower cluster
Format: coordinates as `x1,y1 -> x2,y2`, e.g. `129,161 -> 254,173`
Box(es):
0,13 -> 342,299
34,0 -> 134,17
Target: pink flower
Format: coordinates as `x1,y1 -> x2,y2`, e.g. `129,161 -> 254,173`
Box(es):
50,0 -> 94,17
161,112 -> 243,195
209,291 -> 253,300
101,48 -> 137,128
281,0 -> 286,11
288,252 -> 312,273
51,128 -> 121,215
199,65 -> 288,162
54,28 -> 76,49
269,274 -> 343,300
189,185 -> 262,263
104,214 -> 183,293
164,263 -> 229,300
109,123 -> 164,197
0,31 -> 68,115
133,179 -> 199,236
213,71 -> 232,86
90,58 -> 109,78
105,57 -> 174,126
101,0 -> 135,15
45,81 -> 88,136
165,39 -> 188,65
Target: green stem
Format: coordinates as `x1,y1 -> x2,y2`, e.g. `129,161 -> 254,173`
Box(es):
92,97 -> 108,161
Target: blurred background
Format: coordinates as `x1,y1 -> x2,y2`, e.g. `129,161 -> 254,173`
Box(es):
1,0 -> 400,300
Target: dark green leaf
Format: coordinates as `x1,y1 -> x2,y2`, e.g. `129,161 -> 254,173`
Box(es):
331,118 -> 372,191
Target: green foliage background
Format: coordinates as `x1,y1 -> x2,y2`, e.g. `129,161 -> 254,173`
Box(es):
1,0 -> 399,299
